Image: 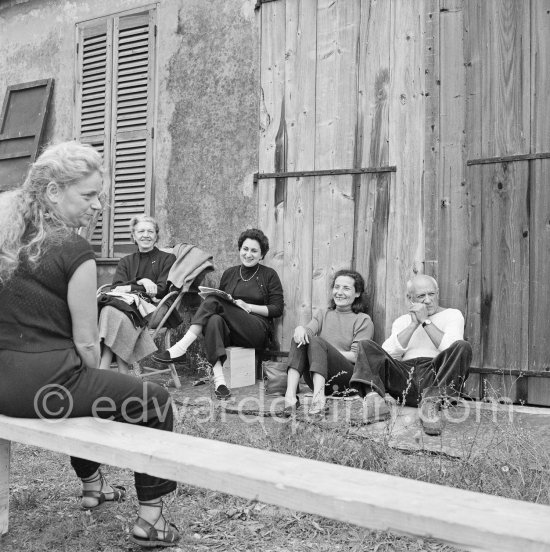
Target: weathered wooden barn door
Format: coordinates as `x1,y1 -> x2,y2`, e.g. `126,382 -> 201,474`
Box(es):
257,0 -> 429,349
453,0 -> 550,404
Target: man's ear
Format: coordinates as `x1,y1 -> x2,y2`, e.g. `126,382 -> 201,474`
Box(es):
46,181 -> 62,204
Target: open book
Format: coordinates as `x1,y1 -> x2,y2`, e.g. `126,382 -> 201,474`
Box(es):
198,286 -> 235,303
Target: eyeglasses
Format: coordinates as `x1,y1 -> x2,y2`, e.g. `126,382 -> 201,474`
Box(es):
413,291 -> 437,302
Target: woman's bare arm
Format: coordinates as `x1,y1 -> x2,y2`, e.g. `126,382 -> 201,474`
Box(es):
68,259 -> 100,370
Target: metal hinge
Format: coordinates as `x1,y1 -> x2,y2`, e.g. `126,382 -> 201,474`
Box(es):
154,24 -> 157,37
151,127 -> 155,139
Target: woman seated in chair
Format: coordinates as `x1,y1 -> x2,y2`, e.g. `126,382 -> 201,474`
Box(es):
282,270 -> 373,416
98,215 -> 176,373
0,142 -> 179,547
154,228 -> 284,400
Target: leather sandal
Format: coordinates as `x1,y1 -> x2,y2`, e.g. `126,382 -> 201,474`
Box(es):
130,500 -> 181,548
81,469 -> 126,510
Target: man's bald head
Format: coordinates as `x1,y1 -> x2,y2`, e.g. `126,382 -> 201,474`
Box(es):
406,275 -> 441,315
406,275 -> 439,296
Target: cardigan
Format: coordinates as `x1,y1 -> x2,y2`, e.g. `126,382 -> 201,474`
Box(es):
219,263 -> 284,344
113,246 -> 176,299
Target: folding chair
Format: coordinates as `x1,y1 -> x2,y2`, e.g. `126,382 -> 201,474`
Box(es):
98,243 -> 214,388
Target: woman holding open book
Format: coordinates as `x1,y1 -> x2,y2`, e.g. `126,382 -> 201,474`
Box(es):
153,228 -> 284,399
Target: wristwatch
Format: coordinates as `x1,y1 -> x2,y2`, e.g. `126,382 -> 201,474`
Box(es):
422,319 -> 432,328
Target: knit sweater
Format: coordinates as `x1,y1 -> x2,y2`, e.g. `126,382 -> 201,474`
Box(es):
219,263 -> 284,345
113,246 -> 176,299
382,308 -> 465,360
305,308 -> 374,361
219,264 -> 284,318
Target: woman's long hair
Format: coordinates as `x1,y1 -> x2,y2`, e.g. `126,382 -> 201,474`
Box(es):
0,141 -> 103,285
328,269 -> 368,314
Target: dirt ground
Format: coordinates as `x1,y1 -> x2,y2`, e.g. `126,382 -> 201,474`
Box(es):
2,371 -> 549,551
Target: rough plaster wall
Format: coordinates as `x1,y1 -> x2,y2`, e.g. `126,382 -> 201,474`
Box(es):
0,0 -> 260,285
0,0 -> 152,144
163,0 -> 259,282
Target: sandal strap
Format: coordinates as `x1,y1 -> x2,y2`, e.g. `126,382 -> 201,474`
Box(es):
138,500 -> 163,508
81,470 -> 103,484
133,512 -> 179,544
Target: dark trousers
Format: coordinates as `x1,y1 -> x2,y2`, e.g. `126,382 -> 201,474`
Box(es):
287,336 -> 355,395
350,340 -> 472,406
0,348 -> 176,501
192,296 -> 269,365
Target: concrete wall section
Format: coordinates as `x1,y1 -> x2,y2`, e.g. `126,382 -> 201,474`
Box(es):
162,0 -> 259,278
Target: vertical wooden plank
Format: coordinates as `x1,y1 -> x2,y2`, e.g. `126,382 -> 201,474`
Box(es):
423,0 -> 440,280
386,0 -> 426,334
464,0 -> 483,161
438,0 -> 469,312
354,173 -> 390,344
479,0 -> 530,158
258,0 -> 286,346
531,0 -> 550,154
0,439 -> 9,535
480,162 -> 529,402
463,165 -> 482,397
463,0 -> 483,396
354,0 -> 390,342
312,0 -> 361,314
282,0 -> 316,347
528,1 -> 550,405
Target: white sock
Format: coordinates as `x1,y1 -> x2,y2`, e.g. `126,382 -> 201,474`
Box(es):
168,330 -> 198,357
212,362 -> 227,388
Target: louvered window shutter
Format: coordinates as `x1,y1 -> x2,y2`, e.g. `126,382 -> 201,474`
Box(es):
75,20 -> 112,255
110,11 -> 155,257
75,8 -> 155,258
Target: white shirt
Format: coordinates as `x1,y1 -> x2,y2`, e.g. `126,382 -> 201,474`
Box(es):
382,308 -> 465,360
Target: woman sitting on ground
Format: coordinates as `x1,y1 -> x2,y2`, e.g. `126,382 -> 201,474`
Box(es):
0,141 -> 179,548
283,269 -> 373,416
98,215 -> 176,373
154,228 -> 284,400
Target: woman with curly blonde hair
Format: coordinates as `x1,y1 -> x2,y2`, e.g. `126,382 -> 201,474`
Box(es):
0,141 -> 180,548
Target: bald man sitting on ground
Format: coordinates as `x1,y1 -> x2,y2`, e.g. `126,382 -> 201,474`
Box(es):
349,275 -> 472,435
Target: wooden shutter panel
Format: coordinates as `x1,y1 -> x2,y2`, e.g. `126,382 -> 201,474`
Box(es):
0,79 -> 53,192
110,11 -> 155,257
75,20 -> 112,256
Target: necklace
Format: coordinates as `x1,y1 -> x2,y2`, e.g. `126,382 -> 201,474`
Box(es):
240,264 -> 260,282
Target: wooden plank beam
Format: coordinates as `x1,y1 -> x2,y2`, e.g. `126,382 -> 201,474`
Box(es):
528,1 -> 550,405
258,0 -> 286,346
312,0 -> 360,313
0,439 -> 9,535
0,416 -> 549,551
282,0 -> 316,340
386,0 -> 427,334
353,0 -> 390,342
